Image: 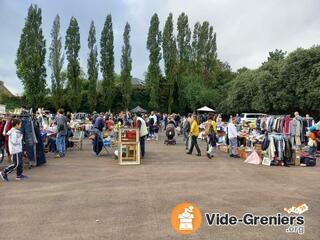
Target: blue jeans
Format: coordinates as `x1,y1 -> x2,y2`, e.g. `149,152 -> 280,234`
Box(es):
308,146 -> 316,156
229,138 -> 238,156
56,134 -> 66,156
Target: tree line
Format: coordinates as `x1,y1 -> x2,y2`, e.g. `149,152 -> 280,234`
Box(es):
11,4 -> 320,117
15,5 -> 132,113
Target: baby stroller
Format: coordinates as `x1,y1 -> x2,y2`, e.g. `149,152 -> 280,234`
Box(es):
164,121 -> 176,145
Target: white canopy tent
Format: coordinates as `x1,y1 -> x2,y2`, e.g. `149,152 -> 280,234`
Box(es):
197,106 -> 215,112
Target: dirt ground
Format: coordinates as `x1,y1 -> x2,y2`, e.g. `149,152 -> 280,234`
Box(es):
1,134 -> 319,240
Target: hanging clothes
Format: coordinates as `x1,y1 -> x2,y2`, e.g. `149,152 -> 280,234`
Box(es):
260,117 -> 267,132
33,120 -> 46,166
283,116 -> 291,136
265,134 -> 292,165
21,113 -> 36,165
289,118 -> 302,146
266,135 -> 276,160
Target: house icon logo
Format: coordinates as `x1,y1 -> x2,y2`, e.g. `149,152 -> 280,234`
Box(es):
171,202 -> 202,235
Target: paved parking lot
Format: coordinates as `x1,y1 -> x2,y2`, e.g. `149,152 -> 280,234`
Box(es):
1,135 -> 319,240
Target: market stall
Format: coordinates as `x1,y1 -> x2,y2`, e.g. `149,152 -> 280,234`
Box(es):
218,114 -> 319,167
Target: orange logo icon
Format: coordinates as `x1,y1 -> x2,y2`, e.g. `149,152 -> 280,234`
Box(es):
171,202 -> 202,235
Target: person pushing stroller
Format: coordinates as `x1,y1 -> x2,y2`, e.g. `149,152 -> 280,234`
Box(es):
164,118 -> 176,145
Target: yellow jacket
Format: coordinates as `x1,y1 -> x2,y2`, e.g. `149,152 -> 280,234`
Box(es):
211,120 -> 217,134
190,120 -> 199,137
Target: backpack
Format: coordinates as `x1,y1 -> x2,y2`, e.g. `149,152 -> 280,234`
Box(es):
149,117 -> 154,126
205,120 -> 212,135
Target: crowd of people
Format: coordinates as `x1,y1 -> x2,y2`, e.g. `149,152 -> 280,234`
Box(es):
1,107 -> 319,182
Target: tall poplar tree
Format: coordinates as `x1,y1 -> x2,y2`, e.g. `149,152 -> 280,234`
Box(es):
192,21 -> 217,86
87,21 -> 98,112
146,13 -> 162,110
120,22 -> 132,110
177,13 -> 191,72
65,17 -> 81,112
162,13 -> 177,113
176,13 -> 191,111
100,14 -> 115,111
16,4 -> 46,108
49,14 -> 64,109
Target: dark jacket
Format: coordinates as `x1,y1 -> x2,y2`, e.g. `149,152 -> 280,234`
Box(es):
56,115 -> 68,136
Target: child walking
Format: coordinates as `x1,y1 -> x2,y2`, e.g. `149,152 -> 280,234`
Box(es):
1,119 -> 27,182
207,125 -> 217,159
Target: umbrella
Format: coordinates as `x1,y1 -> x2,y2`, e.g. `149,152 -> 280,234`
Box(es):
130,106 -> 147,113
197,106 -> 215,112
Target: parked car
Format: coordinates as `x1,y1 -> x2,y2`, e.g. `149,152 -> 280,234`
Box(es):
240,113 -> 266,123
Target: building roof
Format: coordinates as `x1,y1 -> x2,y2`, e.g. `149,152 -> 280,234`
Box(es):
0,81 -> 14,97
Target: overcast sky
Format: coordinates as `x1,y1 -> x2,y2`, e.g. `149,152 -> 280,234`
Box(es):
0,0 -> 319,95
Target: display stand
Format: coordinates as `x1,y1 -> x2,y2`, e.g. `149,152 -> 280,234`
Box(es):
118,128 -> 140,165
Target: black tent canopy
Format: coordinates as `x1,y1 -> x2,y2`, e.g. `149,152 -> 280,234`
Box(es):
130,106 -> 147,113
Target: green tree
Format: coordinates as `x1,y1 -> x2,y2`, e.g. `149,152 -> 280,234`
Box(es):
65,17 -> 81,112
191,21 -> 217,85
120,22 -> 132,110
16,4 -> 46,108
87,21 -> 99,112
176,13 -> 191,112
49,14 -> 64,109
177,13 -> 191,72
191,22 -> 201,73
146,13 -> 162,110
279,46 -> 320,113
204,25 -> 217,86
100,14 -> 115,111
162,13 -> 177,113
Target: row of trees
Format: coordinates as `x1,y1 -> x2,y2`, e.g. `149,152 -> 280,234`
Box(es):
220,47 -> 320,116
15,5 -> 224,113
145,13 -> 221,113
15,4 -> 132,112
13,5 -> 320,116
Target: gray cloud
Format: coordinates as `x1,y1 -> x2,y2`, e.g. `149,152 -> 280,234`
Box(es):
0,0 -> 319,94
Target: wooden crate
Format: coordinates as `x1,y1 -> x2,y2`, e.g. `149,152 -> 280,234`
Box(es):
118,128 -> 140,165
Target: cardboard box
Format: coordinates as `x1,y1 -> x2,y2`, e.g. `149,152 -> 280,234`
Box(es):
218,144 -> 229,153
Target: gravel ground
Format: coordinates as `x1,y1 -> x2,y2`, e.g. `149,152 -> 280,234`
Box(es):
0,134 -> 319,240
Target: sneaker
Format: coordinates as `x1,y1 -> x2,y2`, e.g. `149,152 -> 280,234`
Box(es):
54,154 -> 62,158
0,172 -> 8,182
207,153 -> 212,159
186,152 -> 192,155
16,175 -> 28,180
229,154 -> 234,158
196,153 -> 201,157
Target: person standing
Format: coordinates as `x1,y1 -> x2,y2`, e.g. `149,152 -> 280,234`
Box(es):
182,115 -> 190,145
1,119 -> 27,181
184,114 -> 192,150
55,108 -> 68,158
228,116 -> 239,158
205,115 -> 217,159
94,113 -> 105,132
187,115 -> 201,156
136,113 -> 148,158
149,111 -> 158,140
207,125 -> 217,159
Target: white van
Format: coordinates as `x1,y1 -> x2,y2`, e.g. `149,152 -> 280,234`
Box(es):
240,113 -> 266,123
